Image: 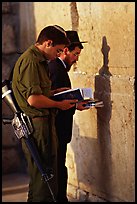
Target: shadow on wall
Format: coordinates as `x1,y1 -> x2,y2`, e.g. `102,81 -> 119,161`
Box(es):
94,36 -> 113,200
70,36 -> 113,201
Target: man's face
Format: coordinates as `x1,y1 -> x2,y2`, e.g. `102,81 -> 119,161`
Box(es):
46,44 -> 65,60
65,46 -> 81,68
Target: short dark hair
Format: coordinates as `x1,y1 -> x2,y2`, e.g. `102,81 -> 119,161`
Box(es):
36,25 -> 70,46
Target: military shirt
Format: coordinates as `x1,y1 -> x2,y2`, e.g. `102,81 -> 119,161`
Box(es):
12,45 -> 51,118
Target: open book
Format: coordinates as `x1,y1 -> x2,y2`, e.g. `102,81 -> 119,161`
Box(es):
52,87 -> 104,108
52,88 -> 93,101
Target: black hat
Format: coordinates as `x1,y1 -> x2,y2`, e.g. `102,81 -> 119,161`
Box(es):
66,31 -> 87,47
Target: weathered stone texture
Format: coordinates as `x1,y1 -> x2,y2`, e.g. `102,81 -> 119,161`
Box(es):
2,61 -> 11,81
2,2 -> 135,202
2,24 -> 17,54
2,2 -> 11,13
2,2 -> 24,175
33,2 -> 72,37
73,2 -> 135,78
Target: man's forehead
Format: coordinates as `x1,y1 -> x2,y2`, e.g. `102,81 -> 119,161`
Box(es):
72,46 -> 81,53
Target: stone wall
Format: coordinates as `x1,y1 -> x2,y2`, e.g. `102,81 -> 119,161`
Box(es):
2,2 -> 135,202
2,2 -> 26,174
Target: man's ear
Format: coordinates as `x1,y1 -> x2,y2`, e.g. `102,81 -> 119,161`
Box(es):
47,40 -> 53,47
63,47 -> 69,54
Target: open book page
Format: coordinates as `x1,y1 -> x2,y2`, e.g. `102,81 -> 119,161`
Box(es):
53,88 -> 80,96
80,88 -> 93,99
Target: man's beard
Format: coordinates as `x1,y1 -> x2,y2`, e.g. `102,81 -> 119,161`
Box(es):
65,61 -> 76,72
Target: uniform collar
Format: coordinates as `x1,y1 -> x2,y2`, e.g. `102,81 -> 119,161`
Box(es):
30,45 -> 48,63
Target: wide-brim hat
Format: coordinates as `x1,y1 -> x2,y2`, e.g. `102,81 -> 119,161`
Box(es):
66,30 -> 88,46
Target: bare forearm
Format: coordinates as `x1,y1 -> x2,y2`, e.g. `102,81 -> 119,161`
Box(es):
28,95 -> 59,108
27,94 -> 77,110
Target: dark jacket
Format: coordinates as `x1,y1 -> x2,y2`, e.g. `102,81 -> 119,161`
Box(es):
48,58 -> 76,143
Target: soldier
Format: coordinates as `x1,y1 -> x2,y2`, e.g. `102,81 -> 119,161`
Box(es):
12,25 -> 77,202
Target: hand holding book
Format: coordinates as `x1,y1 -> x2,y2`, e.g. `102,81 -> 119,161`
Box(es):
57,99 -> 78,110
76,100 -> 91,111
51,87 -> 104,109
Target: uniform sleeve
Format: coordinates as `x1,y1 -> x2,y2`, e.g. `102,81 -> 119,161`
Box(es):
18,60 -> 43,99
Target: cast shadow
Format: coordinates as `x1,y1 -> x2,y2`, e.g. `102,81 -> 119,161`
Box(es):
94,36 -> 113,199
69,36 -> 113,201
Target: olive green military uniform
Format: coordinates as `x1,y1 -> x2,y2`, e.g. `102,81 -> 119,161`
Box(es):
12,45 -> 58,202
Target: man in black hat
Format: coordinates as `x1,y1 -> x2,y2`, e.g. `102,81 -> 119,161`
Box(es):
48,30 -> 88,202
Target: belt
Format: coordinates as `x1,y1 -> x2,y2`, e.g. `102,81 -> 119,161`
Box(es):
32,116 -> 48,121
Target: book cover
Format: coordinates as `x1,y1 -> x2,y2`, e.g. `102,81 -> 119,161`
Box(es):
52,88 -> 84,101
52,88 -> 93,101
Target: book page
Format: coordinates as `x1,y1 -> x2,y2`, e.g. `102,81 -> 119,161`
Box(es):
54,88 -> 80,96
81,88 -> 93,99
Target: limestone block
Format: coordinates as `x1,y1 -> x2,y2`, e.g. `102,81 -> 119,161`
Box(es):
77,189 -> 89,201
33,2 -> 71,35
2,2 -> 11,13
2,24 -> 16,54
2,61 -> 11,81
77,2 -> 135,74
88,193 -> 107,202
67,183 -> 77,199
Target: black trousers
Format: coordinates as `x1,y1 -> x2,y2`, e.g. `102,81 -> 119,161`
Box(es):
57,142 -> 68,202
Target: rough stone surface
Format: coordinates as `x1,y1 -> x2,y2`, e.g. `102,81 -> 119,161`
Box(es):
2,2 -> 135,202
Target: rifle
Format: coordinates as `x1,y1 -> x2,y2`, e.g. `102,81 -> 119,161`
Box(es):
2,80 -> 56,202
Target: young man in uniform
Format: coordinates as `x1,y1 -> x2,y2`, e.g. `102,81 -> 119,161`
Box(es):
12,25 -> 78,202
48,31 -> 88,202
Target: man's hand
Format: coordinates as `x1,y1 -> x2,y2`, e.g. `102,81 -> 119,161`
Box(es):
76,101 -> 90,111
57,99 -> 78,110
